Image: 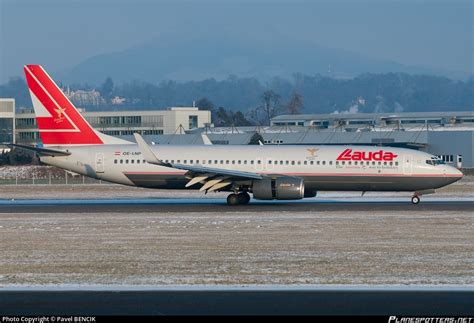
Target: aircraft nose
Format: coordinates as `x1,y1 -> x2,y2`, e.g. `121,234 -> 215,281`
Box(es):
447,166 -> 463,183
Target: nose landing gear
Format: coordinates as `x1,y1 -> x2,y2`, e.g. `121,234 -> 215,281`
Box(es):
227,192 -> 251,205
411,195 -> 420,205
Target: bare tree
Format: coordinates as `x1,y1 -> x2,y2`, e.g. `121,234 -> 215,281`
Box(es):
286,91 -> 303,115
259,90 -> 281,125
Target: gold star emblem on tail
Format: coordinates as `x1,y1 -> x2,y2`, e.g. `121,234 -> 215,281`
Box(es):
54,106 -> 66,123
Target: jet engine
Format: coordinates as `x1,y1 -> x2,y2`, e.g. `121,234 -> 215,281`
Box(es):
252,177 -> 304,200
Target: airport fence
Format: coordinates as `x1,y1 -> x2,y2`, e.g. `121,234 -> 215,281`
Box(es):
0,166 -> 104,185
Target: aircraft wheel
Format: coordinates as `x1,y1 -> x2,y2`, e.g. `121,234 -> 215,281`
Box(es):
227,193 -> 240,206
411,195 -> 420,205
238,192 -> 251,205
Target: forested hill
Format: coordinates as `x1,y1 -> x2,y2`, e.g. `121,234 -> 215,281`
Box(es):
2,73 -> 472,117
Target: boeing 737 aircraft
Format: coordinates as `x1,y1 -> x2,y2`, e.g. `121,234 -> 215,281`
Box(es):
12,65 -> 463,205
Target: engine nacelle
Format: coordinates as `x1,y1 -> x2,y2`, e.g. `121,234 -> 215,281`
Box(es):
252,177 -> 304,200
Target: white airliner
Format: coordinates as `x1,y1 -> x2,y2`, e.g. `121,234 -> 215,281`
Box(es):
13,65 -> 463,205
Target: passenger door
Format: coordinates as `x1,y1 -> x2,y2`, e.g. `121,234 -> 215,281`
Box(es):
95,153 -> 105,173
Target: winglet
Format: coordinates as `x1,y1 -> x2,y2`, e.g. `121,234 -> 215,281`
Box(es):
201,133 -> 213,145
134,133 -> 169,166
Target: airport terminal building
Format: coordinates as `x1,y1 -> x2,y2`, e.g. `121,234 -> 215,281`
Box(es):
13,105 -> 211,143
1,98 -> 473,168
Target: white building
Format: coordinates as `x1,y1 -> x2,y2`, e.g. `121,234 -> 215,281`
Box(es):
14,107 -> 211,143
0,98 -> 15,146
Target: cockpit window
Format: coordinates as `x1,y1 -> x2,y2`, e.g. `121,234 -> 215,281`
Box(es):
426,158 -> 445,166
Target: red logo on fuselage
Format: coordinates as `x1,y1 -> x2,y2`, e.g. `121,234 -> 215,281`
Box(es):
337,148 -> 398,161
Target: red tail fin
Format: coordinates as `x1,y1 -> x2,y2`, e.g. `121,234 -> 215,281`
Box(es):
24,65 -> 104,146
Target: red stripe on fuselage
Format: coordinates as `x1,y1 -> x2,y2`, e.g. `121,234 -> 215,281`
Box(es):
122,171 -> 460,178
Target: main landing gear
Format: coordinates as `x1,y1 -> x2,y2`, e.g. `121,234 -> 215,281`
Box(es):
227,192 -> 251,206
411,195 -> 420,205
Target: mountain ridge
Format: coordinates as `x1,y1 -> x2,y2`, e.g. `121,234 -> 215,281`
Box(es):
59,35 -> 462,85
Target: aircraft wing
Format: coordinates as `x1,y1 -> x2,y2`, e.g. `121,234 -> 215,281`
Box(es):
134,133 -> 263,192
8,144 -> 71,157
168,163 -> 263,180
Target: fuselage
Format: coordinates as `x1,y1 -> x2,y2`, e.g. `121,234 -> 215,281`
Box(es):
20,64 -> 465,204
40,144 -> 463,193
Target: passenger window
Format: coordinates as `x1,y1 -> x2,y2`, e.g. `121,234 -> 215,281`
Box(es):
171,160 -> 174,163
378,161 -> 381,165
131,160 -> 135,164
257,160 -> 261,164
251,160 -> 254,165
119,160 -> 123,164
190,160 -> 193,164
310,161 -> 314,165
125,160 -> 129,164
317,161 -> 320,165
322,161 -> 326,165
304,161 -> 307,165
280,161 -> 283,165
336,161 -> 339,165
268,160 -> 272,164
395,161 -> 399,166
286,161 -> 289,165
291,161 -> 295,165
238,160 -> 241,164
329,161 -> 333,165
354,161 -> 357,165
184,160 -> 187,164
137,160 -> 140,164
177,160 -> 180,163
372,161 -> 376,165
114,160 -> 117,164
208,160 -> 212,164
297,161 -> 301,165
348,161 -> 351,165
232,160 -> 235,164
244,160 -> 247,165
226,160 -> 229,164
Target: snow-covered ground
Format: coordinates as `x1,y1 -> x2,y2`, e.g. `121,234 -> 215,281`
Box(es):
0,209 -> 472,286
0,167 -> 472,287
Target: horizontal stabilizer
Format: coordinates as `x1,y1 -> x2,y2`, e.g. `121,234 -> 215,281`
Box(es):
8,144 -> 71,156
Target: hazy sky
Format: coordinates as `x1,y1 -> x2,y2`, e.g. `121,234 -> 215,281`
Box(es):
0,0 -> 472,83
